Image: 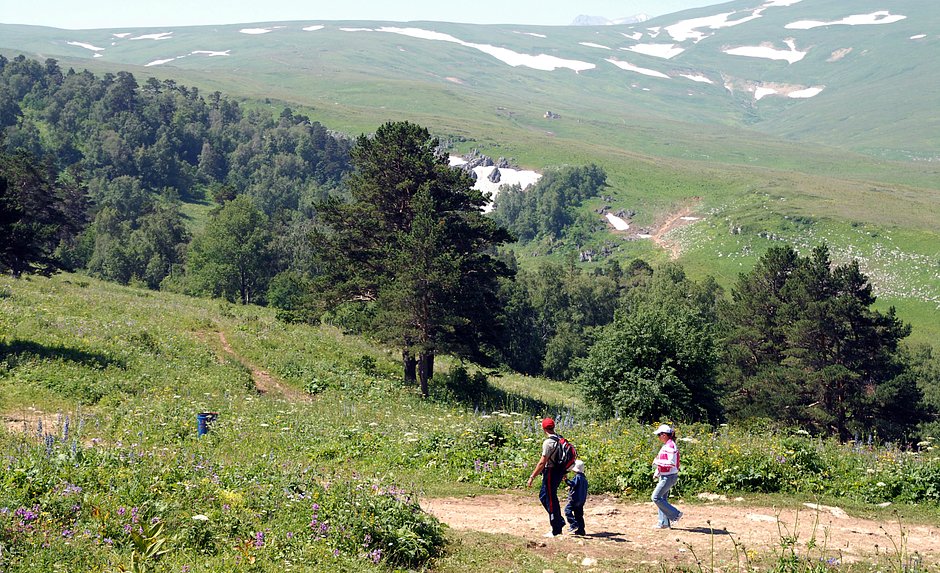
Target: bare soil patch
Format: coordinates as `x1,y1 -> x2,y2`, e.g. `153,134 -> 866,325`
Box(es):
423,494 -> 939,567
4,408 -> 59,436
649,198 -> 703,260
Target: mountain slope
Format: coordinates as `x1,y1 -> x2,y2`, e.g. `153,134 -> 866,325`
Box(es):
1,0 -> 936,158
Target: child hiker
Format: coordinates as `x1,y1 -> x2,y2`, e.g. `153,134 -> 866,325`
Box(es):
564,459 -> 587,535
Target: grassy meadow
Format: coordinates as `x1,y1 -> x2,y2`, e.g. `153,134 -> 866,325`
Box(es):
1,274 -> 939,572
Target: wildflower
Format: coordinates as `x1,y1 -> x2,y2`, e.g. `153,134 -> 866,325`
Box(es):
254,531 -> 265,548
192,514 -> 209,521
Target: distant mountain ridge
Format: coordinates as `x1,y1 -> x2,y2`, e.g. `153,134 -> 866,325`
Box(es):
0,0 -> 935,160
570,14 -> 650,26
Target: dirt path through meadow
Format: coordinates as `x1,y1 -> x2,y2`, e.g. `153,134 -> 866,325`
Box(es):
214,331 -> 310,402
423,494 -> 939,568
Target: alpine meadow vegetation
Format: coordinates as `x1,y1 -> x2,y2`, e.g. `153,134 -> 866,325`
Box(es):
1,274 -> 939,572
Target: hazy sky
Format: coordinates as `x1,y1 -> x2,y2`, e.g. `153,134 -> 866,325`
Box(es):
2,0 -> 723,29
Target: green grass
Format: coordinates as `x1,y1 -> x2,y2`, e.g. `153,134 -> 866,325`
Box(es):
178,199 -> 215,235
1,274 -> 939,571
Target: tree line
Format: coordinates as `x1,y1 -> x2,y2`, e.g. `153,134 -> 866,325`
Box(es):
2,55 -> 938,441
0,54 -> 352,291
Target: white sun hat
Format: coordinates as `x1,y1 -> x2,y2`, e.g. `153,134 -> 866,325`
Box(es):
653,424 -> 673,436
572,459 -> 585,474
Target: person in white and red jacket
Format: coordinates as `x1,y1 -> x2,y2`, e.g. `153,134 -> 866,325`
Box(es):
651,424 -> 683,529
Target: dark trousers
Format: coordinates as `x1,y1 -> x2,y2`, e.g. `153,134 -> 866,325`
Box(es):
539,466 -> 566,535
565,501 -> 585,534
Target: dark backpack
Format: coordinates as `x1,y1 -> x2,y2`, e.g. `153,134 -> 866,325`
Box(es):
550,434 -> 577,471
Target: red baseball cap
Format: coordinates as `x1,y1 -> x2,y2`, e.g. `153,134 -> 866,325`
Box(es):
541,417 -> 555,430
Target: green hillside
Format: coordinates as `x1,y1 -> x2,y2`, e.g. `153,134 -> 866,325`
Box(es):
1,1 -> 936,343
2,274 -> 939,571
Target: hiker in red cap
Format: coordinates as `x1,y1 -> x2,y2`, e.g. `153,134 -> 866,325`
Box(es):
526,417 -> 576,537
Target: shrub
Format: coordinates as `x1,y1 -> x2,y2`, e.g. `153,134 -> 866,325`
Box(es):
435,364 -> 489,402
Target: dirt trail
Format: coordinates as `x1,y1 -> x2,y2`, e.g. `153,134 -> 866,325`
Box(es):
214,331 -> 310,403
423,494 -> 939,567
649,199 -> 703,260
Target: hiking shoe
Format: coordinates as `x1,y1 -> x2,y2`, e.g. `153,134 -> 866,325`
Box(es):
574,529 -> 586,536
673,511 -> 683,525
543,531 -> 561,538
652,523 -> 670,529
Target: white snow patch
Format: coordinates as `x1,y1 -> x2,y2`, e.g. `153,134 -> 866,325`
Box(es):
681,73 -> 713,84
67,41 -> 105,52
94,53 -> 103,58
606,213 -> 630,231
624,43 -> 684,59
302,25 -> 325,31
580,42 -> 611,50
516,31 -> 547,38
910,34 -> 926,39
112,33 -> 131,38
665,11 -> 763,43
763,0 -> 802,6
646,26 -> 662,38
340,28 -> 373,32
788,86 -> 823,98
786,11 -> 906,30
375,27 -> 595,72
145,58 -> 178,66
606,58 -> 670,79
192,50 -> 230,57
450,157 -> 541,212
239,27 -> 283,34
621,31 -> 644,41
755,86 -> 778,100
130,32 -> 173,41
637,233 -> 653,238
724,39 -> 805,63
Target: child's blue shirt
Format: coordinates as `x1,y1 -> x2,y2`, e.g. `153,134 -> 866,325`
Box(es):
566,473 -> 588,507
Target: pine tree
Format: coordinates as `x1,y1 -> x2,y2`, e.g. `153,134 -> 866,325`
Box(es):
314,121 -> 511,395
